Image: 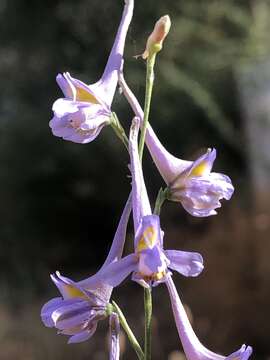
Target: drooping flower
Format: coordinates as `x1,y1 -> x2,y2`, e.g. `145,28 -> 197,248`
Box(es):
88,118 -> 204,288
166,275 -> 252,360
50,0 -> 134,144
41,195 -> 131,344
119,74 -> 234,217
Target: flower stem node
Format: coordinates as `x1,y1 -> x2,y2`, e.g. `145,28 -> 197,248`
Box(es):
142,15 -> 171,60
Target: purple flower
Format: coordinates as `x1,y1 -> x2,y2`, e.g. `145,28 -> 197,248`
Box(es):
41,195 -> 131,344
166,275 -> 252,360
41,272 -> 107,344
119,75 -> 234,217
50,0 -> 134,143
90,118 -> 204,288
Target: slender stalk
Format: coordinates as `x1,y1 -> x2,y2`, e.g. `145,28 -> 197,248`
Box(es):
112,301 -> 144,360
110,112 -> 129,150
153,187 -> 169,216
144,287 -> 152,360
138,54 -> 156,161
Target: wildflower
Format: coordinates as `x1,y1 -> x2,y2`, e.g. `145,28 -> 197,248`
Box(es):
119,74 -> 234,217
142,15 -> 171,59
41,195 -> 131,344
91,118 -> 203,288
166,275 -> 252,360
49,0 -> 134,143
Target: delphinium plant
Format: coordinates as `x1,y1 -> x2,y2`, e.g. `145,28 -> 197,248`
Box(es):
41,1 -> 253,359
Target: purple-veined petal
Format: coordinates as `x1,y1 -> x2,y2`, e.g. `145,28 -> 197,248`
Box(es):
166,276 -> 252,360
68,323 -> 98,344
129,117 -> 152,231
109,313 -> 120,360
165,250 -> 204,277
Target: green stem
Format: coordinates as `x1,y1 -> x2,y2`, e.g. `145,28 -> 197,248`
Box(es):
112,301 -> 144,360
153,187 -> 169,216
110,112 -> 129,150
144,287 -> 152,360
138,54 -> 156,161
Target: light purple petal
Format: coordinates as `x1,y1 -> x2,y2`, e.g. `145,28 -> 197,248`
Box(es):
41,297 -> 63,327
129,117 -> 152,231
138,246 -> 167,276
226,345 -> 253,360
56,73 -> 75,99
51,300 -> 90,330
165,250 -> 204,277
186,149 -> 216,178
68,323 -> 98,344
109,313 -> 120,360
64,72 -> 104,105
173,171 -> 234,217
50,271 -> 88,299
166,276 -> 252,360
52,98 -> 80,117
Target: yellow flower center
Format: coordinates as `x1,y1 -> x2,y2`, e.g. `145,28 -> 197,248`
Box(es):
137,226 -> 157,252
64,284 -> 87,299
75,86 -> 100,104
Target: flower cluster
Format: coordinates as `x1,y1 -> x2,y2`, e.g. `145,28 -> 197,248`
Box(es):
41,1 -> 252,359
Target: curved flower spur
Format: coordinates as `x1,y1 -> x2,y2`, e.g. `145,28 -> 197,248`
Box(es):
41,195 -> 131,346
89,118 -> 204,289
49,0 -> 134,144
119,74 -> 234,217
166,276 -> 252,360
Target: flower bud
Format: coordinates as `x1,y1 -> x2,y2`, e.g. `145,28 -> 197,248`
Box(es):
142,15 -> 171,59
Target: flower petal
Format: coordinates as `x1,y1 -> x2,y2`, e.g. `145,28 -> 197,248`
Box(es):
68,323 -> 98,344
51,299 -> 91,330
41,297 -> 63,327
188,149 -> 216,177
165,250 -> 204,277
56,73 -> 76,100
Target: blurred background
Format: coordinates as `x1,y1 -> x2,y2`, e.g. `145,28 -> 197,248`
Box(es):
0,0 -> 270,358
